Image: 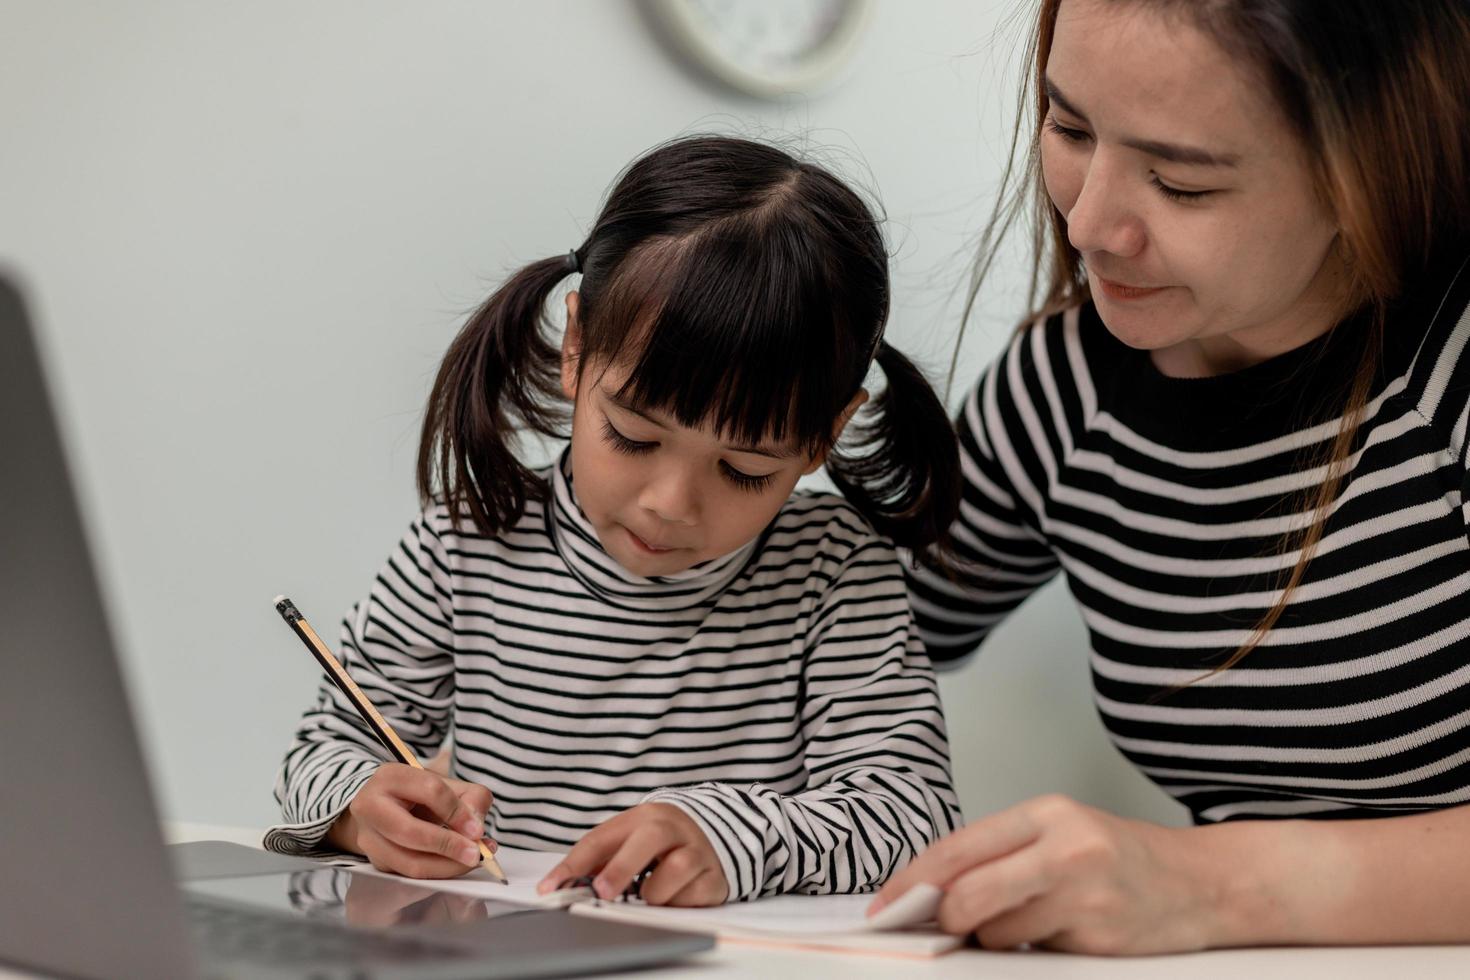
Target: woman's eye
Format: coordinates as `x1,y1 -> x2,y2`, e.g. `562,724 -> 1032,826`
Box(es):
1150,175 -> 1213,202
1045,117 -> 1091,143
601,419 -> 655,455
720,461 -> 775,493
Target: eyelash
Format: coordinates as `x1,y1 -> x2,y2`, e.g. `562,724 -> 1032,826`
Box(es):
601,418 -> 654,456
599,419 -> 775,494
1148,176 -> 1210,203
1044,118 -> 1213,203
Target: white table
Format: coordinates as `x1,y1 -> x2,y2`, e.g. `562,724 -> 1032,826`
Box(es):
167,825 -> 1470,979
6,823 -> 1468,979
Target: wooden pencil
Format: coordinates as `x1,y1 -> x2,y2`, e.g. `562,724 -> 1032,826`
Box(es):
273,594 -> 507,884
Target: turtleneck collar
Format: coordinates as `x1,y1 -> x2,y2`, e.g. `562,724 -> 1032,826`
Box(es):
544,452 -> 761,612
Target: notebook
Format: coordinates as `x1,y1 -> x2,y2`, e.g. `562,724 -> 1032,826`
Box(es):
331,846 -> 964,958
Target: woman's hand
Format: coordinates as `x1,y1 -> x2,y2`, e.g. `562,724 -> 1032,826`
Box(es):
870,794 -> 1222,955
327,763 -> 495,879
537,803 -> 729,907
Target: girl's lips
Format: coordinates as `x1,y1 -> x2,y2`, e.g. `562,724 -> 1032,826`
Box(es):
1095,276 -> 1170,301
623,525 -> 678,554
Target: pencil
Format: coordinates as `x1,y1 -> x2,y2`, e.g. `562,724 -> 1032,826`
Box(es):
273,595 -> 507,884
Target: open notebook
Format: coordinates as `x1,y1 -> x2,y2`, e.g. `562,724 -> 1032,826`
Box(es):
339,846 -> 963,958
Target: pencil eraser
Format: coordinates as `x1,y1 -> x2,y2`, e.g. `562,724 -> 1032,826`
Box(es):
274,596 -> 302,623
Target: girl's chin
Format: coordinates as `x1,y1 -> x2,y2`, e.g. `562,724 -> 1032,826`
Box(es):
615,550 -> 699,577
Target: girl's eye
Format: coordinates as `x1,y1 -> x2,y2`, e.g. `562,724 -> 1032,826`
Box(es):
1045,117 -> 1090,143
601,419 -> 655,455
1150,175 -> 1213,203
720,461 -> 775,494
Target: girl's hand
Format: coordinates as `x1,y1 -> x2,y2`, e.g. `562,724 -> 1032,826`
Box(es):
869,794 -> 1219,955
537,803 -> 729,907
327,763 -> 496,879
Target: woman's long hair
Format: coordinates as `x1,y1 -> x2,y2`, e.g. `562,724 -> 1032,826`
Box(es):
418,135 -> 961,565
960,0 -> 1470,670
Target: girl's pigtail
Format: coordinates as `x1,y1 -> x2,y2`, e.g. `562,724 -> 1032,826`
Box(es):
827,341 -> 962,571
416,255 -> 575,536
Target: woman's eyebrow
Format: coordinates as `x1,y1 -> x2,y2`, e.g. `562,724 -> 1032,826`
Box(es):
1044,77 -> 1240,168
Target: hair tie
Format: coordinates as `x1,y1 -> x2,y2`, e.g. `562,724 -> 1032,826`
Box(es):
564,249 -> 582,274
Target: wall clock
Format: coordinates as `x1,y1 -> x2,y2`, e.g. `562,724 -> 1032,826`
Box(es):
644,0 -> 873,99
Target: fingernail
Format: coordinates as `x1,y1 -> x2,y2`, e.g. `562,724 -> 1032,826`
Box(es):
536,878 -> 553,894
483,836 -> 498,852
459,815 -> 482,838
459,843 -> 479,865
594,876 -> 613,899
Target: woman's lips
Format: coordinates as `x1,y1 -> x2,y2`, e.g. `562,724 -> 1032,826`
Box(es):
1095,276 -> 1169,301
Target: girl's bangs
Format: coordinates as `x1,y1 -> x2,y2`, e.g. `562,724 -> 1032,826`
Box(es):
584,227 -> 864,454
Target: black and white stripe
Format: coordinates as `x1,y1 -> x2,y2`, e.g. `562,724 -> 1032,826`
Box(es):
910,253 -> 1470,824
267,457 -> 961,899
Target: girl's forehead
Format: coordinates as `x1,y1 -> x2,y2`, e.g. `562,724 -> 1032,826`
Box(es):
594,379 -> 804,459
585,359 -> 811,461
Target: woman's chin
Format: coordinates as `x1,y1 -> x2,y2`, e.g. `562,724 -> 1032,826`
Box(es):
1095,305 -> 1194,354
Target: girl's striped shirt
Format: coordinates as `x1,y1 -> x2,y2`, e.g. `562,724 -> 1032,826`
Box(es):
909,252 -> 1470,824
266,457 -> 961,900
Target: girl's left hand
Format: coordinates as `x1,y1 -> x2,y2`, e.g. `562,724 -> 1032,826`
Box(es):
537,803 -> 729,907
869,794 -> 1222,955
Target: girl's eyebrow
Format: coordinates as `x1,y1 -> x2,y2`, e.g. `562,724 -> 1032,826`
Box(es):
602,388 -> 799,459
1044,77 -> 1240,169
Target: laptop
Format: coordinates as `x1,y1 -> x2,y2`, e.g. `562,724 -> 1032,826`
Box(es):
0,271 -> 714,979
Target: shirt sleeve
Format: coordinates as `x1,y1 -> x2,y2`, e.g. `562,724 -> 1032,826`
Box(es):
643,534 -> 963,902
263,512 -> 459,856
905,350 -> 1063,668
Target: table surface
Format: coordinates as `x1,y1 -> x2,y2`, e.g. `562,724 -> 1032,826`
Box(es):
5,822 -> 1468,979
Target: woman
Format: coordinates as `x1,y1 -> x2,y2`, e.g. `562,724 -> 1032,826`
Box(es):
875,0 -> 1470,954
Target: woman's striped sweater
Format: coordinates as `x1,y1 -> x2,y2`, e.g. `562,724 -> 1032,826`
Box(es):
909,253 -> 1470,824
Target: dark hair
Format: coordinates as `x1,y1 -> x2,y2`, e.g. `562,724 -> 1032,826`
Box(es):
961,0 -> 1470,669
417,135 -> 960,564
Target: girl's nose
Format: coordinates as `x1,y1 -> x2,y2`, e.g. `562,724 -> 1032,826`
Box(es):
638,465 -> 699,526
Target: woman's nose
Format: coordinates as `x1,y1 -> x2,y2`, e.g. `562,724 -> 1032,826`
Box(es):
1065,155 -> 1147,260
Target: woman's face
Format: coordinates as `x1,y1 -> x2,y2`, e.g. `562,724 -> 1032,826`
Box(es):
1041,0 -> 1348,375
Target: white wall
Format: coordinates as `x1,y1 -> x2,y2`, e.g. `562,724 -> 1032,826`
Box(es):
1,0 -> 1184,830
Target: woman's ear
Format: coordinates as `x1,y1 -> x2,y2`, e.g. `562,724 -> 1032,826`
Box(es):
561,291 -> 582,399
802,389 -> 869,475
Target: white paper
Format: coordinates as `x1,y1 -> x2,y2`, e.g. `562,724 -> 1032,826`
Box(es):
333,845 -> 571,907
335,848 -> 958,955
576,882 -> 941,936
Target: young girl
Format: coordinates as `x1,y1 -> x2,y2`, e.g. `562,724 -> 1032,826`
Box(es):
265,135 -> 963,906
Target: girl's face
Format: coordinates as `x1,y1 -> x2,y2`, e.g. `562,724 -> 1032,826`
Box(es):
560,296 -> 859,577
1041,0 -> 1348,376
